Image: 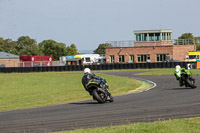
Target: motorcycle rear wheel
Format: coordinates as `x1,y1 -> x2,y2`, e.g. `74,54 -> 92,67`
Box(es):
92,89 -> 106,103
185,78 -> 196,89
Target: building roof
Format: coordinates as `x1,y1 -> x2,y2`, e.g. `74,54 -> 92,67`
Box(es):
74,54 -> 83,58
134,29 -> 173,34
66,58 -> 82,61
0,51 -> 19,59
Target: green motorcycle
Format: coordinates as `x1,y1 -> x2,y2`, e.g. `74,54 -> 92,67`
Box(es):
181,69 -> 196,89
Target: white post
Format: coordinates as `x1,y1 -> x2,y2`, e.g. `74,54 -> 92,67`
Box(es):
160,33 -> 162,41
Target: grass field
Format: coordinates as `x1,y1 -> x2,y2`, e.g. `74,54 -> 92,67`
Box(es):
61,118 -> 200,133
0,72 -> 143,111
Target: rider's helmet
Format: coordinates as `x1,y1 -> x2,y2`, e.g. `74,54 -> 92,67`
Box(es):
175,65 -> 181,72
84,68 -> 91,74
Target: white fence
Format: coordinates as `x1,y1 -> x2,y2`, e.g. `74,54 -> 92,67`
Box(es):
0,61 -> 62,68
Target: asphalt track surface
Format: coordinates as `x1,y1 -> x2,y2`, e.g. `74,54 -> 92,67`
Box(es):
0,71 -> 200,133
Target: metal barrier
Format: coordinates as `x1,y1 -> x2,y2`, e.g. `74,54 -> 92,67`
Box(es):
0,61 -> 60,68
106,39 -> 195,47
0,62 -> 196,73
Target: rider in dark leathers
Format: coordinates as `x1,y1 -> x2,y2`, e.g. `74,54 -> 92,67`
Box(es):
82,68 -> 111,99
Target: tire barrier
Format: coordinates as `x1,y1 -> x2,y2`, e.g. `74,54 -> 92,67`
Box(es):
0,62 -> 196,73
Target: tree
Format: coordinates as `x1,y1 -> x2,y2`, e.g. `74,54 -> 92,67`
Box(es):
178,33 -> 194,40
177,33 -> 199,49
0,36 -> 80,58
196,37 -> 200,44
17,36 -> 41,56
39,40 -> 68,60
0,37 -> 18,55
93,43 -> 112,54
66,44 -> 78,55
195,37 -> 200,50
0,37 -> 4,51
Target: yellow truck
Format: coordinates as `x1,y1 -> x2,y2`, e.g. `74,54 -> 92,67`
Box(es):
185,51 -> 200,69
185,51 -> 200,62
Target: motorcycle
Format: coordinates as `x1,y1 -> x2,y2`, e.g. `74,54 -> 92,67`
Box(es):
181,69 -> 196,89
86,76 -> 114,103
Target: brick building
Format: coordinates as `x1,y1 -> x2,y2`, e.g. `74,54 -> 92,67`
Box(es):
106,30 -> 196,63
0,51 -> 19,67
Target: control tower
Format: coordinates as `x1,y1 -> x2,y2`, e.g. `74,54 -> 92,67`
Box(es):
134,29 -> 173,47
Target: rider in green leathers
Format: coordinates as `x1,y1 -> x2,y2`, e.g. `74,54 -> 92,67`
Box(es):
174,65 -> 184,86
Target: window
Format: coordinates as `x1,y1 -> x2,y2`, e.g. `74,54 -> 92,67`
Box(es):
136,33 -> 147,41
165,33 -> 168,40
98,59 -> 106,63
85,57 -> 90,62
149,33 -> 154,41
189,55 -> 199,59
136,34 -> 141,41
137,54 -> 150,62
141,33 -> 147,41
129,55 -> 134,62
110,55 -> 114,63
156,54 -> 169,62
155,33 -> 160,41
168,33 -> 171,40
166,32 -> 172,40
119,55 -> 124,62
162,33 -> 166,40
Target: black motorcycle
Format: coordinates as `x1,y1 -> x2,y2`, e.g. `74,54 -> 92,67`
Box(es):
181,69 -> 196,89
86,77 -> 114,103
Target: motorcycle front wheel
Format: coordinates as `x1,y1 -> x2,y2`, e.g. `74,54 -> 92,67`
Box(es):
108,95 -> 114,102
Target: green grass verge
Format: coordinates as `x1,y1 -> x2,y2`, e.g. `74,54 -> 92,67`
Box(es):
59,118 -> 200,133
0,72 -> 142,111
127,80 -> 153,94
133,68 -> 200,75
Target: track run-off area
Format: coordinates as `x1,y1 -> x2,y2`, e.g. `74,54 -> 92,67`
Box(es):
0,71 -> 200,133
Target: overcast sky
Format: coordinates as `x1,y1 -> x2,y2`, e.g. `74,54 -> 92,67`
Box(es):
0,0 -> 200,51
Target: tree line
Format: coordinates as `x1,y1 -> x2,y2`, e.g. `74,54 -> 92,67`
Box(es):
0,35 -> 112,60
0,36 -> 78,60
0,33 -> 199,60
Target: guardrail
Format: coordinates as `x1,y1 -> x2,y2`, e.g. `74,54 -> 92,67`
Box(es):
0,62 -> 196,73
106,39 -> 195,47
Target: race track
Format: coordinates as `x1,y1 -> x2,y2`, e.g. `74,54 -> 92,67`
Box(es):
0,71 -> 200,133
